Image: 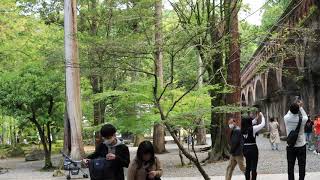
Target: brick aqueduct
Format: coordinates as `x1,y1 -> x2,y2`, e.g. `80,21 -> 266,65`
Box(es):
241,0 -> 320,135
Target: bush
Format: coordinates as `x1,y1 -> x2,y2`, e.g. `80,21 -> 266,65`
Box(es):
7,145 -> 25,157
0,144 -> 11,149
52,143 -> 63,154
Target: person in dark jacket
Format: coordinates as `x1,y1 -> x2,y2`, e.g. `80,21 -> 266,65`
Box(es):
225,118 -> 245,180
304,115 -> 314,150
83,124 -> 130,180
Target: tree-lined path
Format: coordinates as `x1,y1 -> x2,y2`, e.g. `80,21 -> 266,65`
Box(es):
0,0 -> 320,179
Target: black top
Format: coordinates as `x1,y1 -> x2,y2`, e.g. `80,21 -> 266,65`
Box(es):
243,128 -> 256,144
87,142 -> 130,180
230,128 -> 243,156
304,120 -> 314,133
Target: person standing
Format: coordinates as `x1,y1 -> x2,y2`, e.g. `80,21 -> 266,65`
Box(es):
83,124 -> 130,180
313,115 -> 320,155
225,118 -> 245,180
269,117 -> 281,150
304,115 -> 314,151
241,112 -> 265,180
284,101 -> 308,180
127,141 -> 163,180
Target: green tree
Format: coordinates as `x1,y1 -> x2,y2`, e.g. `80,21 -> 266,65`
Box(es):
0,62 -> 64,169
0,0 -> 65,168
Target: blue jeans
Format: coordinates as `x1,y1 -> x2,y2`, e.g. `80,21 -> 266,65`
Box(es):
305,133 -> 312,148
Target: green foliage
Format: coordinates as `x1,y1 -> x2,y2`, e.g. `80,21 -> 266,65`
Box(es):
0,1 -> 65,150
0,62 -> 64,122
239,21 -> 263,68
0,144 -> 25,157
0,0 -> 267,148
95,80 -> 156,135
165,88 -> 211,131
260,0 -> 291,31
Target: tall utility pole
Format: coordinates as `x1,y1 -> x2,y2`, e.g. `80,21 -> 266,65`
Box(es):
64,0 -> 85,160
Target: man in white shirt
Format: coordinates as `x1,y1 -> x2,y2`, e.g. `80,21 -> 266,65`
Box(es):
284,101 -> 308,180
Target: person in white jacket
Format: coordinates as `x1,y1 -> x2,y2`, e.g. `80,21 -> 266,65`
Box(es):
284,100 -> 308,180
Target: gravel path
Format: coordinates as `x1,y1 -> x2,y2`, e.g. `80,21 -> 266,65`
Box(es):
0,136 -> 319,179
157,136 -> 320,177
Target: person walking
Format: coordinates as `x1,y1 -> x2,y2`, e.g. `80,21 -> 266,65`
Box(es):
241,112 -> 265,180
304,115 -> 314,151
284,101 -> 308,180
127,141 -> 163,180
313,115 -> 320,155
269,117 -> 281,150
225,118 -> 245,180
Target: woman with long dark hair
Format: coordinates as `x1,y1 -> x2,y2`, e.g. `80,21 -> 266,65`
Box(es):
127,141 -> 162,180
241,112 -> 265,180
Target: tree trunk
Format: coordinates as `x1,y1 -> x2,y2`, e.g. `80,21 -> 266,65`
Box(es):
46,122 -> 52,154
196,119 -> 207,145
133,134 -> 145,147
45,123 -> 52,169
63,106 -> 71,155
177,130 -> 185,166
44,150 -> 52,169
207,15 -> 229,161
153,123 -> 166,153
197,51 -> 204,88
163,123 -> 210,180
91,75 -> 104,149
30,113 -> 53,169
154,0 -> 164,86
225,0 -> 241,120
0,124 -> 3,144
64,0 -> 85,160
87,0 -> 105,150
153,0 -> 166,154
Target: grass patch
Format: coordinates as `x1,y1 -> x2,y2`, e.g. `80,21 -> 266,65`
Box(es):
0,142 -> 64,158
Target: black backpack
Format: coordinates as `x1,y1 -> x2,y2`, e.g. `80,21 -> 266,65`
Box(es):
88,158 -> 114,180
287,116 -> 302,147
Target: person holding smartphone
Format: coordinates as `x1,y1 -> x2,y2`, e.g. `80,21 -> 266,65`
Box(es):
241,112 -> 265,180
284,100 -> 308,180
127,141 -> 162,180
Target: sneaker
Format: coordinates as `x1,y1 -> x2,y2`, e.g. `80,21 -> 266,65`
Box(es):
313,150 -> 318,155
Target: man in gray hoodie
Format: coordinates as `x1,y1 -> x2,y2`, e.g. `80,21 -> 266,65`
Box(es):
84,124 -> 130,180
284,101 -> 308,180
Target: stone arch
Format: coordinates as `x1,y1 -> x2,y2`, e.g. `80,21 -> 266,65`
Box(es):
247,87 -> 254,106
241,93 -> 246,106
281,57 -> 300,91
255,79 -> 264,103
266,69 -> 281,97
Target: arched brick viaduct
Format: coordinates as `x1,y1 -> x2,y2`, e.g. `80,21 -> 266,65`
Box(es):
241,0 -> 320,135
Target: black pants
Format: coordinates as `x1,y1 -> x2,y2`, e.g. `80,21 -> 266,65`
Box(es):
286,145 -> 306,180
243,145 -> 258,180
